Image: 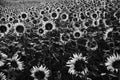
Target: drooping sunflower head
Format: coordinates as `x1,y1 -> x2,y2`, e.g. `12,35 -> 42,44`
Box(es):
105,53 -> 120,72
30,65 -> 50,80
66,53 -> 88,77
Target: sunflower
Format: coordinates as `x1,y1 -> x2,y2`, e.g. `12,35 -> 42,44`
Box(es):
14,22 -> 26,36
30,65 -> 50,80
66,53 -> 88,77
0,72 -> 7,80
105,53 -> 120,72
7,54 -> 24,71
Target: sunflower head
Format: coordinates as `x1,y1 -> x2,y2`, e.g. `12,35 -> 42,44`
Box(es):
31,65 -> 50,80
66,53 -> 88,77
8,54 -> 24,71
105,53 -> 120,72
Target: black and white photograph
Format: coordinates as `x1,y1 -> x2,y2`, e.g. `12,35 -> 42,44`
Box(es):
0,0 -> 120,80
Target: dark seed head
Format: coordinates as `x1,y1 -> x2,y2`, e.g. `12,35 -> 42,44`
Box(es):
34,71 -> 45,80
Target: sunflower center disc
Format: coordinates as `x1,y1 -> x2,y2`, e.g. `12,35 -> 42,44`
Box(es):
35,71 -> 45,79
74,59 -> 86,72
112,60 -> 120,69
11,60 -> 18,68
